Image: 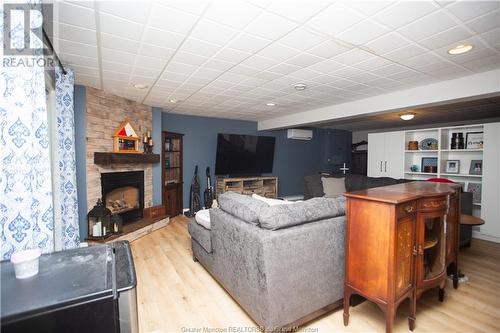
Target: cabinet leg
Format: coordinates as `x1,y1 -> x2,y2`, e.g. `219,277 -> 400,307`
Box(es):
385,305 -> 395,333
343,290 -> 351,326
438,288 -> 445,302
453,262 -> 459,289
408,293 -> 416,331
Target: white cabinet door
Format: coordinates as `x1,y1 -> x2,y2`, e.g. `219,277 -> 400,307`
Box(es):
384,131 -> 405,179
368,133 -> 385,177
481,122 -> 500,241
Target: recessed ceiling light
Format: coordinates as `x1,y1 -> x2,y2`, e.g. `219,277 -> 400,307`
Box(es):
169,98 -> 178,104
266,102 -> 276,106
400,113 -> 415,121
133,83 -> 148,89
448,44 -> 473,55
294,83 -> 307,91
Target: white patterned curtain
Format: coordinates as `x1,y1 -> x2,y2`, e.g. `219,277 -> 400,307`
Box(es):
0,4 -> 54,259
53,67 -> 79,250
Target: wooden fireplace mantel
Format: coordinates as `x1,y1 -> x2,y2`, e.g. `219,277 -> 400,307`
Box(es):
94,152 -> 160,165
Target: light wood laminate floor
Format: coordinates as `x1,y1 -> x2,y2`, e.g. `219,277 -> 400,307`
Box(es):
131,215 -> 500,333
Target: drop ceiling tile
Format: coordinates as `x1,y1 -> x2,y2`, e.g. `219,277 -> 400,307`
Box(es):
355,57 -> 393,71
240,55 -> 277,71
55,39 -> 98,59
101,48 -> 136,65
203,58 -> 235,71
172,51 -> 209,66
57,2 -> 96,29
164,62 -> 198,76
204,0 -> 262,29
161,71 -> 188,82
310,74 -> 339,85
307,2 -> 365,36
306,40 -> 350,59
226,33 -> 271,53
71,64 -> 100,77
149,3 -> 199,35
337,20 -> 390,46
102,70 -> 129,82
59,53 -> 98,68
465,10 -> 500,34
180,37 -> 221,58
445,47 -> 497,65
99,12 -> 144,40
285,53 -> 323,67
266,1 -> 329,22
139,43 -> 175,59
398,11 -> 457,42
330,49 -> 373,65
383,44 -> 428,62
190,19 -> 238,46
132,66 -> 162,78
447,1 -> 499,22
461,54 -> 500,72
289,68 -> 323,80
98,1 -> 151,24
371,63 -> 410,76
267,63 -> 302,75
372,1 -> 437,30
480,27 -> 500,45
192,67 -> 225,79
347,1 -> 395,16
100,33 -> 140,53
55,23 -> 96,45
330,66 -> 365,78
278,28 -> 327,51
228,65 -> 261,76
213,48 -> 251,64
102,61 -> 132,74
141,27 -> 184,49
245,11 -> 297,40
257,43 -> 300,62
418,26 -> 472,50
363,32 -> 409,55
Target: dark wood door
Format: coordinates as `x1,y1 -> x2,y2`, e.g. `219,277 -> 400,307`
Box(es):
165,185 -> 182,217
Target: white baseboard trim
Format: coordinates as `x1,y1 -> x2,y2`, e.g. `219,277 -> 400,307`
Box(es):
472,231 -> 500,243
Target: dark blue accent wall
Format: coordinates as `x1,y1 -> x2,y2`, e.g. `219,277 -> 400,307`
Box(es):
161,112 -> 350,208
74,85 -> 88,239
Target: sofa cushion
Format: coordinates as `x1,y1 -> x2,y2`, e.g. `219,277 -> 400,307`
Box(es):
321,177 -> 346,198
195,209 -> 211,229
218,191 -> 268,225
344,174 -> 365,192
304,173 -> 344,199
363,176 -> 400,189
259,196 -> 346,230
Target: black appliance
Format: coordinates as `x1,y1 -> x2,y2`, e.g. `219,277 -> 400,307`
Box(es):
1,241 -> 138,333
215,133 -> 275,176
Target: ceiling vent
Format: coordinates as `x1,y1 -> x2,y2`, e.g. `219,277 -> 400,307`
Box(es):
287,129 -> 313,141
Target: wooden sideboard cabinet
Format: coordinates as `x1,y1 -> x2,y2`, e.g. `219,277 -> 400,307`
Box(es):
343,182 -> 460,333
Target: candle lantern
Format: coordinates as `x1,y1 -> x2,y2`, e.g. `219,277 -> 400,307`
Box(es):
111,214 -> 123,234
87,199 -> 112,240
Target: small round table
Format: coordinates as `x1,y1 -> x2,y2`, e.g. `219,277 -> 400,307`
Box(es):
460,214 -> 485,226
457,214 -> 485,281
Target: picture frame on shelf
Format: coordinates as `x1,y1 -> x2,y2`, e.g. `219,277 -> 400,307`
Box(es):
467,182 -> 482,204
445,160 -> 460,174
421,157 -> 438,173
466,132 -> 483,149
469,160 -> 483,175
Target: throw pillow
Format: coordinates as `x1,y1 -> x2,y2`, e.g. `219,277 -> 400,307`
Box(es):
321,177 -> 346,198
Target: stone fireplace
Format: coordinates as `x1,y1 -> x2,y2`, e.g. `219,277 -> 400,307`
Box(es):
101,171 -> 144,223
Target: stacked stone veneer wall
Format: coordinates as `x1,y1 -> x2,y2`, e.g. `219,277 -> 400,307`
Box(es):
85,87 -> 153,212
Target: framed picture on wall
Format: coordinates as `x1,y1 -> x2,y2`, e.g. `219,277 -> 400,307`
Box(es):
445,160 -> 460,174
467,182 -> 482,204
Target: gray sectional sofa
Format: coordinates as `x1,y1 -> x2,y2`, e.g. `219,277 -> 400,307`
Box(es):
188,192 -> 346,331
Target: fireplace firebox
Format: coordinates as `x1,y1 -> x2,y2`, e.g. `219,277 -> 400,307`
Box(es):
101,171 -> 144,223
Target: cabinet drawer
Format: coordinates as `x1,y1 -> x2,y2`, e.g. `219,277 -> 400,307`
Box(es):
397,202 -> 417,218
418,197 -> 447,211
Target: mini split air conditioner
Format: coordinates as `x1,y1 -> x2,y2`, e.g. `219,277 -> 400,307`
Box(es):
287,129 -> 313,140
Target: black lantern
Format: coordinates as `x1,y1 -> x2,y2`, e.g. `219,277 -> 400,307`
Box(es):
87,199 -> 112,239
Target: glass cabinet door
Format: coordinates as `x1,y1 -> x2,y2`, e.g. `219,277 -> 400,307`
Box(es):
422,215 -> 446,280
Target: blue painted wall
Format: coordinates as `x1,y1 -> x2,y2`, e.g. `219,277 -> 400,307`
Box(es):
74,85 -> 88,239
160,112 -> 350,208
152,107 -> 163,206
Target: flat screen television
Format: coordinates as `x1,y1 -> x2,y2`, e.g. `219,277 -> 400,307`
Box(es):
215,133 -> 275,176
